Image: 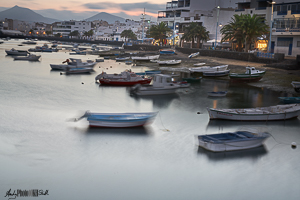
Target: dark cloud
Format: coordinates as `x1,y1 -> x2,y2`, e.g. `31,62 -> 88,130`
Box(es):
83,2 -> 165,14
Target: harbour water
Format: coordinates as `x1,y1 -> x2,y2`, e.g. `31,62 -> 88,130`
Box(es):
1,39 -> 300,200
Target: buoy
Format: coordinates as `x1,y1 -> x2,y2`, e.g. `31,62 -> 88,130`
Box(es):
82,82 -> 84,84
197,112 -> 201,114
110,66 -> 112,68
60,72 -> 62,75
291,142 -> 297,149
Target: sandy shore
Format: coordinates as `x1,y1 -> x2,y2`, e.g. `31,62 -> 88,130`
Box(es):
132,50 -> 300,96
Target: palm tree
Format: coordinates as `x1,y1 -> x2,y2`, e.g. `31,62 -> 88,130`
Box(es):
149,22 -> 171,44
220,14 -> 269,52
120,30 -> 137,41
195,25 -> 210,48
69,30 -> 79,38
181,22 -> 209,48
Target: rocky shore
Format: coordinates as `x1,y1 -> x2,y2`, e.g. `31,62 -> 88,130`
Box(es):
129,50 -> 300,96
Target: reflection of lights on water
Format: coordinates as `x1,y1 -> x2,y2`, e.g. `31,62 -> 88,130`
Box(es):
213,100 -> 217,109
252,93 -> 263,108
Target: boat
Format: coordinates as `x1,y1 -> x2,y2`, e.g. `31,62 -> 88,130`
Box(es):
207,91 -> 227,97
278,97 -> 300,104
96,59 -> 104,62
195,131 -> 270,152
116,57 -> 130,61
203,69 -> 230,77
189,65 -> 228,73
157,60 -> 181,65
207,104 -> 300,121
50,58 -> 96,70
65,67 -> 94,74
95,71 -> 152,86
159,49 -> 175,54
22,40 -> 37,45
173,81 -> 190,88
5,48 -> 28,56
182,77 -> 202,83
131,55 -> 160,61
14,54 -> 41,61
291,81 -> 300,92
130,74 -> 181,96
193,63 -> 206,66
135,70 -> 161,76
125,60 -> 133,65
229,67 -> 266,82
69,50 -> 86,55
74,111 -> 158,128
188,52 -> 199,58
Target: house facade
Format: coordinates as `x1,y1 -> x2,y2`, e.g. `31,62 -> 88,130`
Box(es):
52,20 -> 92,37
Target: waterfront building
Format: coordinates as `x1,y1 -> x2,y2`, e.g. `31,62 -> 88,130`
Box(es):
52,20 -> 92,37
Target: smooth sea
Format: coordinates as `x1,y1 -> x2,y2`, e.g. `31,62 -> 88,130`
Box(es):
0,39 -> 300,200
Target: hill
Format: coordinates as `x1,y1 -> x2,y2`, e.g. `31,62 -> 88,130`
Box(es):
86,12 -> 125,23
0,5 -> 58,23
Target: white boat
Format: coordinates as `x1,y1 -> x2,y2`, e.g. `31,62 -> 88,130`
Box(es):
14,54 -> 41,61
131,55 -> 160,61
130,74 -> 181,96
207,91 -> 227,97
203,69 -> 230,77
188,52 -> 199,58
22,40 -> 37,45
189,65 -> 228,73
116,57 -> 130,61
195,131 -> 270,152
65,67 -> 94,74
291,81 -> 300,92
157,60 -> 181,65
229,67 -> 266,82
5,48 -> 28,56
50,58 -> 96,70
207,104 -> 300,121
193,63 -> 206,66
74,111 -> 158,128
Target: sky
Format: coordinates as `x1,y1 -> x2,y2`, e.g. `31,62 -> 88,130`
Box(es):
1,0 -> 166,20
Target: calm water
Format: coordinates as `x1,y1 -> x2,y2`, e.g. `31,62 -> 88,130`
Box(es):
1,39 -> 300,200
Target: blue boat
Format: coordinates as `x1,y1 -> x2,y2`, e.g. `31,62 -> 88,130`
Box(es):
278,97 -> 300,104
75,111 -> 158,128
195,131 -> 270,152
188,52 -> 199,58
159,49 -> 175,54
135,70 -> 161,76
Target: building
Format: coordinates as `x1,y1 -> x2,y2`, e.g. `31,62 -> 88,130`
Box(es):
52,20 -> 92,37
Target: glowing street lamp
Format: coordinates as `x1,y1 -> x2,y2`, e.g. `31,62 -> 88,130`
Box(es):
214,6 -> 220,49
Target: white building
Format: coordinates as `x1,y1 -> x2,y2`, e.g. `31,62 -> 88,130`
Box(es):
52,20 -> 92,37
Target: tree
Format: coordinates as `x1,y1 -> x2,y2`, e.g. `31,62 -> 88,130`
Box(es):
120,30 -> 137,41
69,30 -> 79,38
54,33 -> 61,37
181,22 -> 209,48
220,14 -> 269,52
195,25 -> 210,48
149,22 -> 171,44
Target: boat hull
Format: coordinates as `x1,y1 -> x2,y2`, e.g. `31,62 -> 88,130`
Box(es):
207,105 -> 300,121
203,70 -> 230,77
229,72 -> 265,82
99,79 -> 151,86
86,112 -> 157,128
133,86 -> 180,96
196,134 -> 269,152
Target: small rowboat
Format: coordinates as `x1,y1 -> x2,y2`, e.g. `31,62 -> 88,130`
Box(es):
278,97 -> 300,104
203,69 -> 230,77
159,49 -> 175,54
74,111 -> 158,128
195,131 -> 270,152
188,52 -> 199,58
207,91 -> 227,97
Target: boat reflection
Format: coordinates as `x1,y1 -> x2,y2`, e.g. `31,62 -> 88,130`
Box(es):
206,118 -> 300,130
197,145 -> 268,161
84,126 -> 153,136
130,93 -> 179,109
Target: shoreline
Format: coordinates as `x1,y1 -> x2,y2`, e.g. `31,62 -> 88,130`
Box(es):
130,50 -> 300,96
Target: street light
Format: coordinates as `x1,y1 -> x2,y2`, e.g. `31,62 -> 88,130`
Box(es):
268,1 -> 276,53
173,10 -> 176,47
141,8 -> 145,43
215,6 -> 220,50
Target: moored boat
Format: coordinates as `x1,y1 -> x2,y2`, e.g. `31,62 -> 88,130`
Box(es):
74,111 -> 158,128
116,57 -> 130,61
157,60 -> 181,65
159,49 -> 175,54
14,54 -> 41,61
188,52 -> 199,58
229,67 -> 266,82
207,104 -> 300,121
65,67 -> 94,74
131,55 -> 160,61
203,69 -> 230,77
95,71 -> 152,86
278,97 -> 300,104
291,81 -> 300,92
207,91 -> 227,97
189,65 -> 228,73
130,74 -> 181,96
5,48 -> 28,56
195,131 -> 270,152
50,58 -> 96,70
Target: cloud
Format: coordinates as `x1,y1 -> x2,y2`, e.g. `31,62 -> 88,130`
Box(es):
83,1 -> 165,14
